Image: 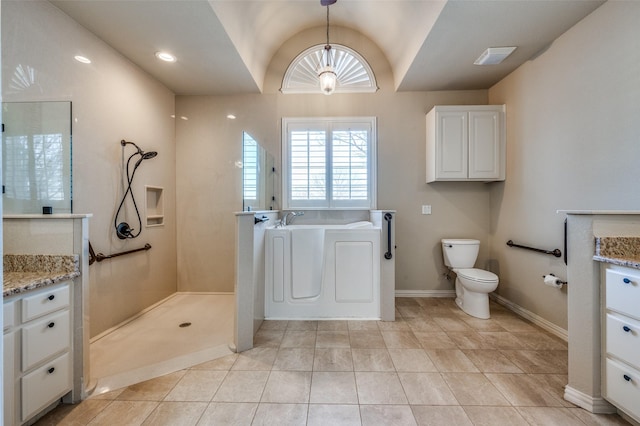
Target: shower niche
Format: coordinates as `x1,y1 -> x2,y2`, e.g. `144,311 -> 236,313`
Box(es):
145,186 -> 164,227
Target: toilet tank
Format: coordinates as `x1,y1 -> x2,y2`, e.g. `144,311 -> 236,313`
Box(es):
441,239 -> 480,268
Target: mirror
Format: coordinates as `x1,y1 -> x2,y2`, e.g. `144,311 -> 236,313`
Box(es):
2,101 -> 72,214
242,131 -> 275,212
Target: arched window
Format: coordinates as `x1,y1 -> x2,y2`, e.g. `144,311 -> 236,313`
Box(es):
281,44 -> 377,94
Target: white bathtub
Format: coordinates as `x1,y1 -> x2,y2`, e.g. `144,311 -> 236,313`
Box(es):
264,221 -> 382,319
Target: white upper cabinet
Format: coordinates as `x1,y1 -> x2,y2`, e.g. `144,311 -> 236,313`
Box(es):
426,105 -> 505,182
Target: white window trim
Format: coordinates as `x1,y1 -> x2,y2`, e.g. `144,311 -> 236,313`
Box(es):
282,117 -> 377,210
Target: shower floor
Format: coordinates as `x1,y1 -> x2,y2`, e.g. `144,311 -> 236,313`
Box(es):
89,292 -> 234,395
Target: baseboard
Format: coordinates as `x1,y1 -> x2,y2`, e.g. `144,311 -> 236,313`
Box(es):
564,385 -> 617,414
490,293 -> 568,342
395,289 -> 455,298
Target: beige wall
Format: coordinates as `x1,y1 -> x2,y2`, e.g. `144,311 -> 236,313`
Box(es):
487,1 -> 640,330
176,26 -> 491,294
2,1 -> 177,337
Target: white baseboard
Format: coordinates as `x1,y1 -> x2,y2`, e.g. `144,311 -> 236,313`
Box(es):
490,293 -> 568,342
395,289 -> 455,298
564,385 -> 617,414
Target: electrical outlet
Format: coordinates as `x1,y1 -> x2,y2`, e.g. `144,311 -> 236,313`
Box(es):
421,205 -> 432,215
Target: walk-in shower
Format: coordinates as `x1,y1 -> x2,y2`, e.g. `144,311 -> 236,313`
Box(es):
114,139 -> 158,239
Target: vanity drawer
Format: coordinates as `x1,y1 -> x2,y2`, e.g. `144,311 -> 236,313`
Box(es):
22,310 -> 70,371
22,283 -> 70,322
21,351 -> 71,422
606,313 -> 640,368
4,300 -> 16,330
606,269 -> 640,319
605,357 -> 640,421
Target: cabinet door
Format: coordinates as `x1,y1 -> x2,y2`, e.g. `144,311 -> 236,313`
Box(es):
468,110 -> 501,180
4,331 -> 17,426
436,110 -> 468,179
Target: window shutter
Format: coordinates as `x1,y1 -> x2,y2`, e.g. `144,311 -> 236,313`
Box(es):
290,129 -> 327,201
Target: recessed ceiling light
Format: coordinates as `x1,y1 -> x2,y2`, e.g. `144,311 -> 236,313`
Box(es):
155,51 -> 176,62
474,47 -> 517,65
74,55 -> 91,64
227,114 -> 236,120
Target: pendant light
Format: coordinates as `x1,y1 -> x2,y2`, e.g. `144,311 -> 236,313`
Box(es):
318,1 -> 337,95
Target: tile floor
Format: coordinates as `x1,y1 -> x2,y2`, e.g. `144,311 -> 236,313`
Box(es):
36,298 -> 630,425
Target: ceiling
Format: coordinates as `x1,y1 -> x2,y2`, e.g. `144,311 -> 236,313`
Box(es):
49,0 -> 605,96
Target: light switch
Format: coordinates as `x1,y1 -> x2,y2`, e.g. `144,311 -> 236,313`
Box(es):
422,205 -> 432,215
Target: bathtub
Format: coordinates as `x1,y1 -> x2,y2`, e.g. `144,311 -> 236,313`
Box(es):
265,221 -> 382,319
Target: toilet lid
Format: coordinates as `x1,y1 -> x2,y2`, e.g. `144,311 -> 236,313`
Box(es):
456,268 -> 498,283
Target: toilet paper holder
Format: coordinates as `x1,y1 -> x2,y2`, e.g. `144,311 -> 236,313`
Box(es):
543,273 -> 567,286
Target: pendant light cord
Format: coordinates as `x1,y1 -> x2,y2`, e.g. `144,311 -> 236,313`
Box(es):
325,5 -> 331,66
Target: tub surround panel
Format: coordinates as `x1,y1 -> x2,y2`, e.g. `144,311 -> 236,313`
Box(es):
594,237 -> 640,269
4,0 -> 177,338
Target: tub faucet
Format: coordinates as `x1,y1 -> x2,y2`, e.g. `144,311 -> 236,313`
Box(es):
283,211 -> 304,226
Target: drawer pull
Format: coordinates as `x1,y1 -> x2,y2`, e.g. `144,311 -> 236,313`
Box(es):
47,322 -> 55,328
623,325 -> 632,332
623,278 -> 632,284
48,367 -> 55,374
48,294 -> 55,301
623,374 -> 632,382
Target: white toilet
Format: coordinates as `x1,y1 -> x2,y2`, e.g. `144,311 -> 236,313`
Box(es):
441,239 -> 499,319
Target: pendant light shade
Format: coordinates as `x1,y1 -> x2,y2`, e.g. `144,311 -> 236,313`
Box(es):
318,4 -> 337,95
319,46 -> 337,95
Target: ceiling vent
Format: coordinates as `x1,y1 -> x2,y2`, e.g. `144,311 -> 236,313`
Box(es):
474,47 -> 517,65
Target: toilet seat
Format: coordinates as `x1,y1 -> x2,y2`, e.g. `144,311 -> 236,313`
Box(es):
456,268 -> 498,283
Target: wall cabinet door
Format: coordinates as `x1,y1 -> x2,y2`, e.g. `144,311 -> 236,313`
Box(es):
426,105 -> 505,182
468,110 -> 501,180
435,110 -> 468,180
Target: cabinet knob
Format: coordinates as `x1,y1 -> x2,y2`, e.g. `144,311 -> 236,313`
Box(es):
623,325 -> 632,333
48,367 -> 55,374
623,374 -> 632,382
48,294 -> 55,301
47,322 -> 55,328
623,278 -> 632,284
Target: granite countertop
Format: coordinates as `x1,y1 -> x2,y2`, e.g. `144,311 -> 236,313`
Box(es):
594,236 -> 640,269
3,254 -> 80,297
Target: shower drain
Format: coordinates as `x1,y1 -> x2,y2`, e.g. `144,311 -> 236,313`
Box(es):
179,322 -> 192,328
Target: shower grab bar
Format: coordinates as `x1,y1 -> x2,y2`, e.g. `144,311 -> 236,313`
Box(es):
384,213 -> 393,260
89,241 -> 151,265
506,240 -> 561,258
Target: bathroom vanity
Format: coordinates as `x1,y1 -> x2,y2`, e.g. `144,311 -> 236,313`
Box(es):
3,214 -> 91,425
563,211 -> 640,424
594,237 -> 640,424
4,275 -> 76,425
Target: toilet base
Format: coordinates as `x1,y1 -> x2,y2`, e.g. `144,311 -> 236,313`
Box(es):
455,297 -> 463,310
458,290 -> 490,319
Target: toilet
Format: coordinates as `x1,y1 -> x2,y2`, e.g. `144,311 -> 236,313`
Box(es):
441,239 -> 499,319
